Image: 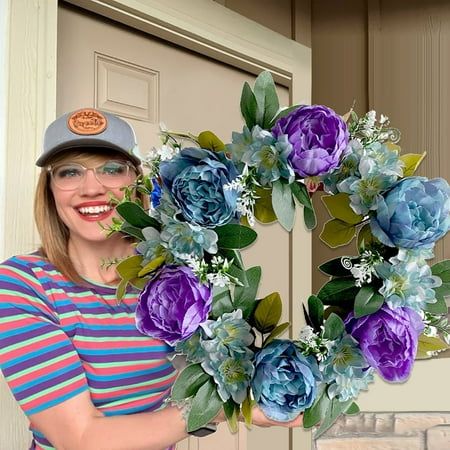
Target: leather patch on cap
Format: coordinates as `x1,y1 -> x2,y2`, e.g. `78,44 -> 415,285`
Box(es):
67,108 -> 107,135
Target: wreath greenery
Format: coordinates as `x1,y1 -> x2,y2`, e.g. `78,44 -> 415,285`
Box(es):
111,71 -> 450,437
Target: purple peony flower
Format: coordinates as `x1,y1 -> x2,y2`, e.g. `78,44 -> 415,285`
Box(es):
272,105 -> 349,177
345,305 -> 424,382
136,265 -> 212,346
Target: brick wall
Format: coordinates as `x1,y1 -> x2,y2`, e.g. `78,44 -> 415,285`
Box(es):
314,413 -> 450,450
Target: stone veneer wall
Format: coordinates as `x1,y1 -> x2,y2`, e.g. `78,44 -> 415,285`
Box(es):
314,413 -> 450,450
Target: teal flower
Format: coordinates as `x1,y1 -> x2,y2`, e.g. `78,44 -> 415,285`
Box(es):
175,331 -> 206,363
136,227 -> 167,264
376,260 -> 441,312
227,126 -> 253,165
320,334 -> 374,402
160,216 -> 218,260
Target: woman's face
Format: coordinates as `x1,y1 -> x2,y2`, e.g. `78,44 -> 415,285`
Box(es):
49,153 -> 136,244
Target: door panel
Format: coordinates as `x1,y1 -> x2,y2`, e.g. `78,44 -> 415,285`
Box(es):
57,4 -> 294,450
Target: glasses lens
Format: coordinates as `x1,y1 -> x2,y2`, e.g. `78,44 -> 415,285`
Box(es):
51,163 -> 84,190
96,161 -> 132,187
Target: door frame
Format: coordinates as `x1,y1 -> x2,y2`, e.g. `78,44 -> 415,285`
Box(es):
4,1 -> 312,449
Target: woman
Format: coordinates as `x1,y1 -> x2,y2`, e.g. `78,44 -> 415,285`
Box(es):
0,108 -> 301,450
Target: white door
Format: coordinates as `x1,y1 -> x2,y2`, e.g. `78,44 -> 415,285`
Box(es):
57,3 -> 308,450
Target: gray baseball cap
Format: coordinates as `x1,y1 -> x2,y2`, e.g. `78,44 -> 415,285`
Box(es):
36,108 -> 141,167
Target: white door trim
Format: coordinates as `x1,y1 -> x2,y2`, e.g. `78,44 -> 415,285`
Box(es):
4,1 -> 311,448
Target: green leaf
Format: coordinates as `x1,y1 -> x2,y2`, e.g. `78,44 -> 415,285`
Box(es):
253,71 -> 280,128
120,222 -> 145,240
116,202 -> 161,230
187,379 -> 223,432
138,255 -> 165,277
400,152 -> 426,177
240,82 -> 258,129
272,180 -> 295,231
432,260 -> 450,290
354,286 -> 384,318
171,364 -> 210,401
116,255 -> 144,281
264,322 -> 290,346
319,257 -> 353,277
234,266 -> 262,318
357,223 -> 379,252
323,313 -> 345,340
424,293 -> 448,315
303,386 -> 330,428
254,292 -> 282,334
317,278 -> 359,306
314,398 -> 353,439
303,205 -> 317,230
197,130 -> 226,152
269,105 -> 301,129
308,295 -> 324,331
228,263 -> 248,286
322,193 -> 363,225
216,224 -> 258,249
211,286 -> 234,318
320,219 -> 356,248
116,278 -> 128,302
416,334 -> 449,359
254,186 -> 277,223
345,402 -> 360,415
219,248 -> 244,270
242,393 -> 255,429
223,399 -> 239,434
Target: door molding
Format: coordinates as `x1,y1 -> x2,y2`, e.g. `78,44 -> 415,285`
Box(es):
4,1 -> 311,449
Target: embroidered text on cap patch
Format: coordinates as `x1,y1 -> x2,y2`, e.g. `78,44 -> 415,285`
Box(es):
67,108 -> 107,135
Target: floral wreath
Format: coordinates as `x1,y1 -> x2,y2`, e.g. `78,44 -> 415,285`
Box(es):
109,71 -> 450,437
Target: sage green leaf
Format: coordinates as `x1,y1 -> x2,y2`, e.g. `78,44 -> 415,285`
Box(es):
290,180 -> 313,210
223,399 -> 239,434
424,293 -> 448,315
323,313 -> 345,340
303,386 -> 329,428
264,322 -> 290,346
211,286 -> 234,318
322,193 -> 363,225
216,224 -> 258,249
354,286 -> 384,318
314,398 -> 353,439
138,255 -> 165,277
234,266 -> 262,318
308,295 -> 324,331
319,257 -> 353,277
171,364 -> 210,401
228,263 -> 248,287
253,71 -> 280,128
120,222 -> 145,241
116,202 -> 161,230
197,130 -> 225,152
272,180 -> 295,232
317,278 -> 358,306
416,334 -> 449,359
432,260 -> 450,292
269,104 -> 301,129
242,393 -> 255,429
400,152 -> 426,177
254,292 -> 282,334
187,379 -> 223,432
345,402 -> 360,415
240,81 -> 258,129
303,205 -> 317,230
254,186 -> 277,223
320,219 -> 356,248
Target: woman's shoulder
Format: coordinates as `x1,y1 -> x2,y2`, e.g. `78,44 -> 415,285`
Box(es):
0,252 -> 52,273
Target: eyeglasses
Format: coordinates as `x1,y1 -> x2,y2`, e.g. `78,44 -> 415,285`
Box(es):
48,160 -> 136,191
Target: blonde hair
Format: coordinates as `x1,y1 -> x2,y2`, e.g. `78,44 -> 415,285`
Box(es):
34,150 -> 142,283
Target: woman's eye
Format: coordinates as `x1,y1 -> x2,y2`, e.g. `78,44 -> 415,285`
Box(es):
101,163 -> 127,176
56,167 -> 83,178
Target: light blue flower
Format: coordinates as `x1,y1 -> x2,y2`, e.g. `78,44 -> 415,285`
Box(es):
376,261 -> 441,312
252,339 -> 321,422
202,350 -> 254,403
175,331 -> 207,363
226,126 -> 253,165
160,216 -> 218,260
136,227 -> 167,264
159,147 -> 239,228
370,177 -> 450,249
320,334 -> 374,402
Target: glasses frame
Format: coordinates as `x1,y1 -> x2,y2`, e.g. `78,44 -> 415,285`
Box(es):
47,159 -> 137,191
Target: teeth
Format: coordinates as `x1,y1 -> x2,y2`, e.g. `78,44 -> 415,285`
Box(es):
78,205 -> 112,215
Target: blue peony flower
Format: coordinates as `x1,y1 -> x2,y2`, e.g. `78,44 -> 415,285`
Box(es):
159,147 -> 239,228
320,334 -> 374,402
370,176 -> 450,249
376,260 -> 441,312
251,339 -> 321,422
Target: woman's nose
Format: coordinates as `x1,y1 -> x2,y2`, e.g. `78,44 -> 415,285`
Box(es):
78,169 -> 107,195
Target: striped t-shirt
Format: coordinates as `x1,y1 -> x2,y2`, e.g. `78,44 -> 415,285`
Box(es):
0,253 -> 177,450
